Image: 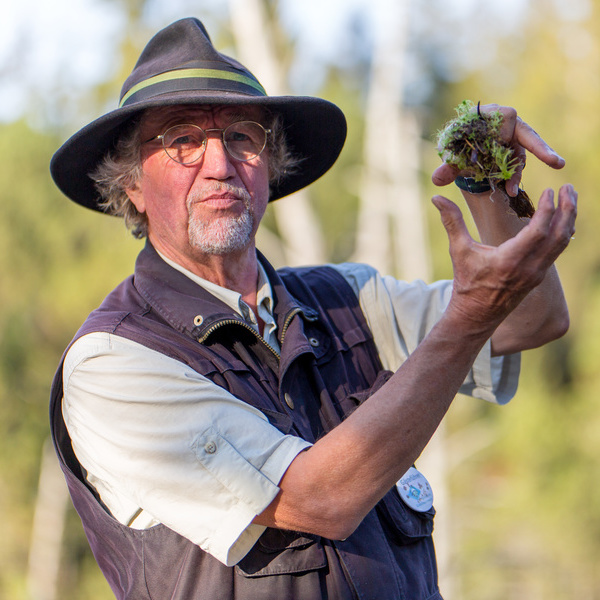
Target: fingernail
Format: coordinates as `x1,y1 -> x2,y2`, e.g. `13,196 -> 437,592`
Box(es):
549,148 -> 565,165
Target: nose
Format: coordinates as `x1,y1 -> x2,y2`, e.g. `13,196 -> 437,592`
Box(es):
200,133 -> 236,180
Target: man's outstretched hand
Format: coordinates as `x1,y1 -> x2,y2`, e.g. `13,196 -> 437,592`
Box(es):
432,183 -> 577,335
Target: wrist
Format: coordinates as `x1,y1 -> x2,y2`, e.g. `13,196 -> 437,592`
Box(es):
441,297 -> 503,343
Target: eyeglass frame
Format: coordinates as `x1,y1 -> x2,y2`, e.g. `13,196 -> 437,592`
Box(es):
142,121 -> 272,165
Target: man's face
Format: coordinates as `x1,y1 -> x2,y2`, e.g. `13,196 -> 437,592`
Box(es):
126,105 -> 271,262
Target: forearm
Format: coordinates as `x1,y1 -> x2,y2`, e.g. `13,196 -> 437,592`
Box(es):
255,309 -> 493,539
461,185 -> 525,244
462,188 -> 569,355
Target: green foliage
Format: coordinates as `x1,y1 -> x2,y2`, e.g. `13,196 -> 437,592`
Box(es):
435,1 -> 600,596
0,119 -> 138,599
4,1 -> 600,599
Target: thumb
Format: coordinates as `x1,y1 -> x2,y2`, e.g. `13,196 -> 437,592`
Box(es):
431,163 -> 459,187
431,195 -> 470,245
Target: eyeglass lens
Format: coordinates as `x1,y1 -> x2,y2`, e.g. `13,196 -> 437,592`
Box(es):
162,122 -> 268,164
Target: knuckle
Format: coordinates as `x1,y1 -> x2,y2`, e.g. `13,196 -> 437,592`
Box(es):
558,230 -> 572,248
482,102 -> 500,113
527,226 -> 547,246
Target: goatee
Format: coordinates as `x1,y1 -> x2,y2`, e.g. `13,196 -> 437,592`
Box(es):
187,183 -> 254,255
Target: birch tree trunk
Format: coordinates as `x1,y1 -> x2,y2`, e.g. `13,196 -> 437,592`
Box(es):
352,2 -> 453,597
229,0 -> 326,267
27,439 -> 69,600
352,1 -> 430,280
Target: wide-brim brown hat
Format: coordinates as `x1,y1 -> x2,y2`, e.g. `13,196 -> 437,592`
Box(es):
50,17 -> 347,211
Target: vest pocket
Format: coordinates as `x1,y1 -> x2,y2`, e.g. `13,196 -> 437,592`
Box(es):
377,487 -> 436,546
235,528 -> 327,577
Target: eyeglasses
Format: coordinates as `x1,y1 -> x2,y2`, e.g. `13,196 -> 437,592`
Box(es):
143,121 -> 271,164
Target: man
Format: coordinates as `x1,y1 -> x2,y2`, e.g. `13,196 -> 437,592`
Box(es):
49,17 -> 576,600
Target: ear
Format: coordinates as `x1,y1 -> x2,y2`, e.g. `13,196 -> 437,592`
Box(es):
125,183 -> 146,214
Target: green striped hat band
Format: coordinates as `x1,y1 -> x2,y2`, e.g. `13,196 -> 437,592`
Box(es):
120,67 -> 268,108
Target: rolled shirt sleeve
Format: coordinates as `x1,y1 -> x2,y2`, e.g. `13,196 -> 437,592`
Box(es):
63,332 -> 311,566
330,262 -> 520,405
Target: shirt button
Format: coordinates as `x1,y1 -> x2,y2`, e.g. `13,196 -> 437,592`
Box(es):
204,441 -> 217,454
284,393 -> 295,410
309,337 -> 320,347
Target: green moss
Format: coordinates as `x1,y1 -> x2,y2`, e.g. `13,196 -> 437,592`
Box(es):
436,100 -> 521,182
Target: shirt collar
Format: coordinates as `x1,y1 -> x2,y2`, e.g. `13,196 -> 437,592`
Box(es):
155,249 -> 274,320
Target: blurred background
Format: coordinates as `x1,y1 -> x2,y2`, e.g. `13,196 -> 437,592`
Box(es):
1,0 -> 598,598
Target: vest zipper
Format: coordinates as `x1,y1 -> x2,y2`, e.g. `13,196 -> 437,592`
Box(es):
197,318 -> 281,360
280,307 -> 303,342
197,307 -> 305,360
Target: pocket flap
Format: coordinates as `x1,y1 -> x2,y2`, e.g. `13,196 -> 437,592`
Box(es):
235,529 -> 327,577
377,488 -> 436,545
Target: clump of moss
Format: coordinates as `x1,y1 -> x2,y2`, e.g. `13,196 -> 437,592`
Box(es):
436,100 -> 534,218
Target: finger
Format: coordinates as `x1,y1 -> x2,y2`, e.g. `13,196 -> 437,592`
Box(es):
532,185 -> 577,245
527,188 -> 556,233
512,187 -> 575,265
514,117 -> 565,170
432,163 -> 459,187
551,184 -> 578,240
431,195 -> 473,247
480,105 -> 565,186
505,146 -> 527,197
492,105 -> 518,142
486,105 -> 564,169
556,182 -> 577,214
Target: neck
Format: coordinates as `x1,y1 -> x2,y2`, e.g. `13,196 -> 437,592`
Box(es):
151,237 -> 260,304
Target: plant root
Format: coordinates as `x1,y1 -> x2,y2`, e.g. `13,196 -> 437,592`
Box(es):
494,181 -> 536,219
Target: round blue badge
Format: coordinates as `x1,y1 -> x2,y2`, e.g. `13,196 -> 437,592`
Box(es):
396,467 -> 434,512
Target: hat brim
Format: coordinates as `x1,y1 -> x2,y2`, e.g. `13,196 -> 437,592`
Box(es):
50,91 -> 347,211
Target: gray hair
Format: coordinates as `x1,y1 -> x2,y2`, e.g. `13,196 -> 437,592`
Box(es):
91,112 -> 300,239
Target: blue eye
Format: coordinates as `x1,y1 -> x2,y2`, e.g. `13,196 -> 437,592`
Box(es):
163,125 -> 205,149
171,135 -> 195,146
227,131 -> 251,143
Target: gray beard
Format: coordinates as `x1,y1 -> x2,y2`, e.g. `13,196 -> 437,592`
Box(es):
186,184 -> 254,255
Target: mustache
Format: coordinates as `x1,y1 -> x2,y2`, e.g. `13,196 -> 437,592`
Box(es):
187,183 -> 252,207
